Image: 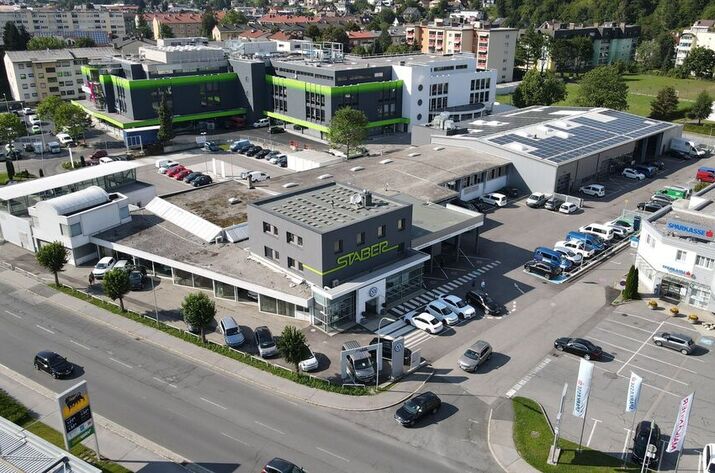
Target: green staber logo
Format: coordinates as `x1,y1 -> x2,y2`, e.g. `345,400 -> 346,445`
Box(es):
337,240 -> 396,269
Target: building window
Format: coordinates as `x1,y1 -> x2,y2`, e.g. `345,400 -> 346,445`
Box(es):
695,255 -> 714,269
60,222 -> 82,237
263,221 -> 278,236
334,239 -> 343,253
398,218 -> 406,231
675,249 -> 687,262
377,224 -> 386,238
288,257 -> 303,272
356,231 -> 365,245
646,233 -> 655,248
287,232 -> 303,246
264,246 -> 279,261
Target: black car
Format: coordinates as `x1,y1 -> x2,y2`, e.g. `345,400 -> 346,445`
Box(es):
268,126 -> 285,134
368,336 -> 413,365
637,200 -> 667,212
554,337 -> 603,360
34,351 -> 73,378
450,199 -> 485,213
465,290 -> 503,316
239,145 -> 255,155
129,270 -> 145,290
632,421 -> 661,466
255,149 -> 271,159
192,175 -> 213,187
203,142 -> 219,152
524,260 -> 562,280
544,197 -> 564,211
394,391 -> 441,427
262,458 -> 305,473
246,146 -> 263,157
183,172 -> 202,183
498,186 -> 520,198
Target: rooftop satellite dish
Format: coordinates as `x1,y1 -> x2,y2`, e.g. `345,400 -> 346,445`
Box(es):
350,193 -> 363,206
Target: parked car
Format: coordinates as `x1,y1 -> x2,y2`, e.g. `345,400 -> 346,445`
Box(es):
174,168 -> 192,180
192,175 -> 213,187
637,201 -> 667,212
579,223 -> 616,242
239,145 -> 256,155
246,171 -> 270,182
450,199 -> 485,213
426,299 -> 460,325
579,184 -> 606,197
526,192 -> 549,208
524,260 -> 562,280
158,162 -> 180,174
479,192 -> 508,207
255,149 -> 271,159
533,246 -> 573,271
22,107 -> 33,115
458,340 -> 493,372
633,164 -> 657,177
465,290 -> 503,316
368,336 -> 413,365
203,141 -> 219,152
632,421 -> 661,466
668,149 -> 692,160
622,168 -> 646,180
246,146 -> 263,157
498,186 -> 520,198
559,202 -> 579,214
31,124 -> 41,134
272,155 -> 287,167
253,118 -> 270,128
554,337 -> 603,360
254,326 -> 277,358
34,351 -> 73,378
555,240 -> 595,259
262,458 -> 305,473
298,346 -> 319,372
268,126 -> 285,134
404,312 -> 444,334
183,172 -> 203,183
341,340 -> 375,383
606,219 -> 634,235
128,270 -> 145,290
166,165 -> 186,178
28,115 -> 41,125
394,391 -> 441,427
90,150 -> 108,161
566,231 -> 607,253
652,332 -> 695,354
92,256 -> 116,279
56,132 -> 74,146
650,193 -> 676,205
544,196 -> 564,211
702,444 -> 715,473
553,246 -> 583,266
219,316 -> 245,348
440,294 -> 476,319
229,139 -> 251,152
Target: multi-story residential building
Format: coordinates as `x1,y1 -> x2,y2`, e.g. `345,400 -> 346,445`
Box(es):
675,20 -> 715,66
347,31 -> 379,50
0,6 -> 126,45
537,21 -> 640,69
145,12 -> 225,40
405,20 -> 517,82
4,47 -> 116,104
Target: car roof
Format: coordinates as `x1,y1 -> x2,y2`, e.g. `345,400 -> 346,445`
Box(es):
443,294 -> 460,302
429,299 -> 448,308
416,312 -> 437,321
37,350 -> 57,358
470,340 -> 490,351
414,391 -> 437,402
265,458 -> 296,472
98,256 -> 114,263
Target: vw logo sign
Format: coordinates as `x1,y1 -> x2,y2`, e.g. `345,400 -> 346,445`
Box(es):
394,341 -> 403,353
368,286 -> 378,297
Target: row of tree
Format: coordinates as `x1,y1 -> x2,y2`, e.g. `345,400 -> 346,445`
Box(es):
3,22 -> 96,51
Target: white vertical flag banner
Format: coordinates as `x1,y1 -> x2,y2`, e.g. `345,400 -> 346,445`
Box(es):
625,372 -> 643,413
666,393 -> 694,453
572,358 -> 594,418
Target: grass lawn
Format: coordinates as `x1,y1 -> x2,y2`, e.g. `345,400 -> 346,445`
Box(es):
512,397 -> 640,473
0,172 -> 8,185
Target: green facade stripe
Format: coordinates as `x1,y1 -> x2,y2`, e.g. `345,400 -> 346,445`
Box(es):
265,75 -> 403,96
303,243 -> 400,276
365,117 -> 410,128
266,111 -> 329,133
102,72 -> 238,91
81,65 -> 98,75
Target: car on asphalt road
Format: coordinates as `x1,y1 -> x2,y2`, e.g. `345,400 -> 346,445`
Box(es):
440,294 -> 476,319
465,290 -> 503,316
668,149 -> 691,160
22,107 -> 33,115
637,200 -> 667,212
368,336 -> 414,365
404,312 -> 444,334
524,260 -> 562,280
394,391 -> 441,427
559,202 -> 579,214
544,196 -> 564,211
606,219 -> 635,235
298,346 -> 319,372
262,457 -> 305,473
268,126 -> 285,134
579,184 -> 605,197
254,326 -> 277,358
342,340 -> 375,383
526,192 -> 549,208
246,170 -> 270,182
426,299 -> 460,325
203,141 -> 220,152
479,192 -> 507,207
652,332 -> 695,354
192,175 -> 212,187
632,421 -> 661,467
34,351 -> 73,378
253,118 -> 270,128
56,133 -> 74,146
554,337 -> 603,360
92,256 -> 116,279
219,316 -> 245,348
622,167 -> 646,180
128,270 -> 145,290
183,172 -> 202,183
246,146 -> 263,157
498,186 -> 520,198
175,168 -> 192,180
458,340 -> 493,372
703,444 -> 715,473
28,115 -> 40,125
166,165 -> 186,178
229,139 -> 251,152
553,246 -> 583,266
90,150 -> 108,161
255,149 -> 271,159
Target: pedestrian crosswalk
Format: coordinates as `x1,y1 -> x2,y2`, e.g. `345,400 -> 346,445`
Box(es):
376,319 -> 435,349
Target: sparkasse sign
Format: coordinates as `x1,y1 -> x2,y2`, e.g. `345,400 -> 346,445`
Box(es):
666,219 -> 715,241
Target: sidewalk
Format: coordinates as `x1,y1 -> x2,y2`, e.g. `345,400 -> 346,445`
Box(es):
0,363 -> 188,473
488,399 -> 540,473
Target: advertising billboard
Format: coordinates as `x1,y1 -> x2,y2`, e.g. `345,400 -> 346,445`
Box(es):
56,381 -> 96,450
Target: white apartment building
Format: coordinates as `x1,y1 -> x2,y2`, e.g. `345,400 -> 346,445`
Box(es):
676,20 -> 715,66
0,6 -> 126,45
4,47 -> 115,103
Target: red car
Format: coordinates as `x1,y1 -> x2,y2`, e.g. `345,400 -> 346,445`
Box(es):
174,168 -> 192,180
166,165 -> 186,177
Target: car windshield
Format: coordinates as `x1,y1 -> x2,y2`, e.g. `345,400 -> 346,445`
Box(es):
225,327 -> 238,336
464,349 -> 479,360
440,307 -> 451,315
529,194 -> 539,199
454,299 -> 467,308
402,400 -> 419,414
49,355 -> 66,366
354,358 -> 371,370
96,263 -> 106,269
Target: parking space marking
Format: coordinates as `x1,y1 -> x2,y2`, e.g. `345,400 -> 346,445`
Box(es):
589,336 -> 698,374
4,310 -> 21,319
316,447 -> 350,463
614,321 -> 665,376
609,359 -> 689,385
254,421 -> 285,435
587,418 -> 601,447
619,312 -> 701,334
604,318 -> 654,334
505,357 -> 551,398
596,326 -> 653,344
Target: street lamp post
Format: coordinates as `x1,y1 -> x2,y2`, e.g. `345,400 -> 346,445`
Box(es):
376,316 -> 392,391
150,275 -> 159,323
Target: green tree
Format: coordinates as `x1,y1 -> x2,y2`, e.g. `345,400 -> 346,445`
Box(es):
0,113 -> 26,147
385,43 -> 414,54
181,292 -> 216,343
321,26 -> 349,50
158,23 -> 174,38
27,36 -> 67,50
327,107 -> 368,159
157,91 -> 173,144
570,36 -> 593,76
35,241 -> 68,286
515,26 -> 545,70
512,69 -> 567,108
53,103 -> 89,140
36,95 -> 64,122
136,14 -> 153,39
351,45 -> 368,56
649,86 -> 679,120
3,22 -> 30,50
683,46 -> 715,78
5,159 -> 15,181
689,90 -> 713,125
103,268 -> 131,312
548,38 -> 574,76
200,8 -> 218,38
73,37 -> 96,48
305,24 -> 321,41
220,9 -> 246,25
622,265 -> 640,300
376,28 -> 392,54
277,325 -> 308,372
575,66 -> 628,110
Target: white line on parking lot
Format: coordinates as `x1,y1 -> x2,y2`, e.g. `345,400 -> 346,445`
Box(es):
4,310 -> 21,319
589,336 -> 698,374
200,397 -> 227,410
70,340 -> 90,350
316,447 -> 350,463
221,432 -> 248,446
109,357 -> 133,369
621,428 -> 631,459
587,418 -> 601,447
619,312 -> 701,334
615,321 -> 665,376
605,318 -> 654,334
597,327 -> 651,344
610,358 -> 689,385
35,324 -> 55,334
254,421 -> 285,435
505,358 -> 551,398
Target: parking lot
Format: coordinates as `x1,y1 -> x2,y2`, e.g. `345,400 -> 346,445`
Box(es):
515,303 -> 714,472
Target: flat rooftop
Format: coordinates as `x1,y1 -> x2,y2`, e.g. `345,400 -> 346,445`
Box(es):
253,182 -> 407,233
165,181 -> 267,227
272,52 -> 477,72
267,144 -> 508,203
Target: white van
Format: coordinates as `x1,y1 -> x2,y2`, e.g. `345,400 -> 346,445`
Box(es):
579,184 -> 606,197
479,192 -> 508,207
252,118 -> 270,128
246,171 -> 270,182
579,223 -> 615,241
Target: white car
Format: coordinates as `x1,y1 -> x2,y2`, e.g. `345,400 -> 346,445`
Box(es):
405,312 -> 444,334
559,202 -> 579,214
622,168 -> 646,180
553,246 -> 583,265
555,240 -> 595,259
426,299 -> 460,325
479,192 -> 507,207
92,256 -> 116,279
606,219 -> 634,235
157,161 -> 179,174
253,118 -> 270,128
703,444 -> 715,473
579,184 -> 605,197
22,107 -> 33,115
298,347 -> 319,372
440,294 -> 476,319
246,170 -> 270,182
28,115 -> 41,125
56,132 -> 74,146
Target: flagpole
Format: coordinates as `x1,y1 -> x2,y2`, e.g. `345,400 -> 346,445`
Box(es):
640,418 -> 655,473
623,406 -> 638,468
578,398 -> 589,453
674,395 -> 694,473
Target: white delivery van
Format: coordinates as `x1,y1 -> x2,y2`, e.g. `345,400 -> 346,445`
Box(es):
671,138 -> 706,157
47,141 -> 61,154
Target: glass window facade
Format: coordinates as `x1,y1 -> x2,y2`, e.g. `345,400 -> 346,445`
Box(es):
215,281 -> 236,300
194,274 -> 213,290
259,295 -> 298,317
312,292 -> 355,333
385,266 -> 423,305
154,262 -> 172,278
173,268 -> 193,287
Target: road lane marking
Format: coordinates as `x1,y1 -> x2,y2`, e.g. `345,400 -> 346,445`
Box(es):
200,397 -> 227,410
621,428 -> 631,459
109,357 -> 133,369
505,357 -> 551,398
254,421 -> 284,435
35,324 -> 55,334
70,340 -> 90,350
221,432 -> 248,446
589,337 -> 698,374
587,418 -> 601,447
316,447 -> 350,463
153,377 -> 166,384
4,310 -> 21,319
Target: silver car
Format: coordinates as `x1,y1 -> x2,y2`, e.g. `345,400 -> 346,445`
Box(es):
652,332 -> 695,355
458,340 -> 492,372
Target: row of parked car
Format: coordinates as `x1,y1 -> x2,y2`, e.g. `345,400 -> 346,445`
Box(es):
230,139 -> 287,167
525,192 -> 580,214
155,159 -> 213,187
636,185 -> 690,213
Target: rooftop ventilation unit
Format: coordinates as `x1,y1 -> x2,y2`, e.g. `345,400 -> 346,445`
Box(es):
380,159 -> 393,164
318,174 -> 333,180
282,182 -> 299,188
408,152 -> 421,157
433,146 -> 444,151
350,166 -> 364,172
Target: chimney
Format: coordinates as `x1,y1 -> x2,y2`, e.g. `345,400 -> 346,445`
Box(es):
362,189 -> 373,207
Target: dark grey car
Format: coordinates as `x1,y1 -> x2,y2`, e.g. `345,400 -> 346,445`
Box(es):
458,340 -> 492,372
652,332 -> 695,354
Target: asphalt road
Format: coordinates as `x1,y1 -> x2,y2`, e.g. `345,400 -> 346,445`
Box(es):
0,276 -> 493,473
